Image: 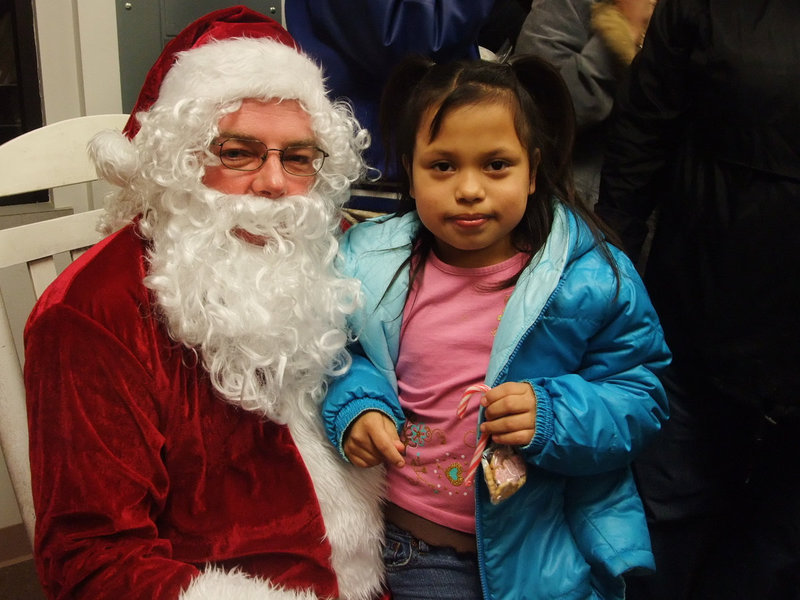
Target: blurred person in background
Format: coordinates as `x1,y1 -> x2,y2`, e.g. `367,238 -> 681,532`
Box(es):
515,0 -> 656,206
596,0 -> 800,598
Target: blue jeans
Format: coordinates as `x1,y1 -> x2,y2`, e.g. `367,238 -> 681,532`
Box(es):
383,522 -> 483,600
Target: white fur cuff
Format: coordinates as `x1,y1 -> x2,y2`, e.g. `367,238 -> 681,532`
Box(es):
179,567 -> 321,600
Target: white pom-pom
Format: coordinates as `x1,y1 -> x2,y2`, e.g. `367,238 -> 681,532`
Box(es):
88,129 -> 139,187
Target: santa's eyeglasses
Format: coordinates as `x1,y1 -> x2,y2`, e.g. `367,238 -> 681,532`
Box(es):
214,138 -> 328,176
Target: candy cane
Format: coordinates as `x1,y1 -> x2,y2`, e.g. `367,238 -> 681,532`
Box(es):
458,384 -> 491,486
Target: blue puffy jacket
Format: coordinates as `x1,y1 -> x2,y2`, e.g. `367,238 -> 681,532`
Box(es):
323,205 -> 671,599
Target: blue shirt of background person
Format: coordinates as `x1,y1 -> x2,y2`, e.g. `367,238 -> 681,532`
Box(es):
285,0 -> 494,186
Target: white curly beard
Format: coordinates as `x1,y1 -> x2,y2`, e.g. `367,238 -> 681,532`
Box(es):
143,186 -> 361,424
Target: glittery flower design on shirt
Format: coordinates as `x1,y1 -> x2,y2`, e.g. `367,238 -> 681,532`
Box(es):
408,454 -> 471,495
402,421 -> 432,448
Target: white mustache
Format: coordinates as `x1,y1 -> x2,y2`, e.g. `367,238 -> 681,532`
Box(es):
206,191 -> 335,244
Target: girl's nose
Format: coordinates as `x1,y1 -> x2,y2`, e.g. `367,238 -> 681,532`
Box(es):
455,169 -> 485,204
251,152 -> 288,198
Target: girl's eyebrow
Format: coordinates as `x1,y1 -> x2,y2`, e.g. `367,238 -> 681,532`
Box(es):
417,147 -> 454,157
419,146 -> 518,159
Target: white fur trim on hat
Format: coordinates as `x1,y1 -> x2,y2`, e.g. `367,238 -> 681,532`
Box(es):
88,129 -> 139,186
156,37 -> 328,116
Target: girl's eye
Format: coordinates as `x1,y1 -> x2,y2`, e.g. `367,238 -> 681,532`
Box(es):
431,161 -> 453,172
487,160 -> 510,171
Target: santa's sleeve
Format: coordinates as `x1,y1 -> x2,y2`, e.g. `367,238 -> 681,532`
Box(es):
25,304 -> 196,597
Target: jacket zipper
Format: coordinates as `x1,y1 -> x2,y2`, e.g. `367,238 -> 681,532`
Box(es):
474,274 -> 566,599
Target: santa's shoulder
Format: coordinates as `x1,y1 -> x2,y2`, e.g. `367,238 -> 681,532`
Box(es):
27,223 -> 153,339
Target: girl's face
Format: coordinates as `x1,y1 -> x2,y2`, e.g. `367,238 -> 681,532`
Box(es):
408,100 -> 536,268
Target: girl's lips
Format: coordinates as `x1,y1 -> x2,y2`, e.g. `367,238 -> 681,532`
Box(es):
450,214 -> 489,228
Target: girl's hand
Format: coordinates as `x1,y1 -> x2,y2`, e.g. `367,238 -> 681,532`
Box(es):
344,410 -> 406,469
479,382 -> 537,447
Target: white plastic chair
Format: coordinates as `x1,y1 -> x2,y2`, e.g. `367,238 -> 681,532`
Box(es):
0,114 -> 128,546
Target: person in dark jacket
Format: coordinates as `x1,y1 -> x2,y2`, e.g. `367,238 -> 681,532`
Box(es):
515,0 -> 656,206
596,0 -> 800,598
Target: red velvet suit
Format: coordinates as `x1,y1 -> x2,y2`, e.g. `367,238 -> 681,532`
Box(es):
24,224 -> 386,600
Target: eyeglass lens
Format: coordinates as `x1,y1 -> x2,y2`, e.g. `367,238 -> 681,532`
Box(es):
217,139 -> 325,176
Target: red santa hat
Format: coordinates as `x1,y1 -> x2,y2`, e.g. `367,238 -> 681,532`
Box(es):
122,5 -> 297,138
92,5 -> 330,186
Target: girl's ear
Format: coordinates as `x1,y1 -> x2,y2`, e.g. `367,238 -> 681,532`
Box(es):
528,148 -> 541,195
403,155 -> 415,198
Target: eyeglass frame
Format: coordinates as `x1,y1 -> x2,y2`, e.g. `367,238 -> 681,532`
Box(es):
212,137 -> 329,177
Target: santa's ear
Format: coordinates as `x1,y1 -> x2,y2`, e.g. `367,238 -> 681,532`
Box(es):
88,129 -> 140,187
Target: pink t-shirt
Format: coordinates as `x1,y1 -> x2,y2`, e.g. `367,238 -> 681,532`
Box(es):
387,251 -> 527,533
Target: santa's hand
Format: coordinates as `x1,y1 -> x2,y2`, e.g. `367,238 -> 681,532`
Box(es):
479,382 -> 537,447
344,411 -> 406,468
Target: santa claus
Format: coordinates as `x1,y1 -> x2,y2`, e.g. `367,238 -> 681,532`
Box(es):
24,6 -> 386,600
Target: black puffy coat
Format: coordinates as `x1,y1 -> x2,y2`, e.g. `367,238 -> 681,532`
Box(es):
597,0 -> 800,414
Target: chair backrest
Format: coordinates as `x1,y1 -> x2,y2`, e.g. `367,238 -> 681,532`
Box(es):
0,114 -> 129,196
0,114 -> 127,547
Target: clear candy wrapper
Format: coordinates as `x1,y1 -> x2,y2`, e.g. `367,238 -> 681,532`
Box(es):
482,443 -> 527,504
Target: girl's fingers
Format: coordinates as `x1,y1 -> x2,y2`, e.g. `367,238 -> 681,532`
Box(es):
481,412 -> 534,435
481,414 -> 535,447
483,393 -> 535,420
373,432 -> 406,468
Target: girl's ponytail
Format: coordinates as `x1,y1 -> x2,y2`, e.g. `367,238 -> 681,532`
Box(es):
379,55 -> 434,184
510,54 -> 622,288
509,55 -> 577,192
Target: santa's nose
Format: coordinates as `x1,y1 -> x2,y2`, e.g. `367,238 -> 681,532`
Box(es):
251,153 -> 289,198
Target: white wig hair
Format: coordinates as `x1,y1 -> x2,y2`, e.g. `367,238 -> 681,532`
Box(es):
89,37 -> 369,235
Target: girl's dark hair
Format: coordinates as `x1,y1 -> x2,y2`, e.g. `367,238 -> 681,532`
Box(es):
379,54 -> 620,288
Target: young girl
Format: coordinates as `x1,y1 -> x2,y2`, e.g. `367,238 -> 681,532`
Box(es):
323,55 -> 670,600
